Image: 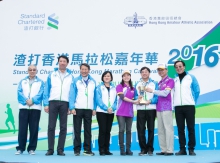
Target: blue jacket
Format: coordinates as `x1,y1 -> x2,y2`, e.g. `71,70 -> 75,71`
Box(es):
18,76 -> 44,110
95,82 -> 117,113
173,72 -> 200,106
43,68 -> 74,106
134,78 -> 158,110
69,74 -> 96,110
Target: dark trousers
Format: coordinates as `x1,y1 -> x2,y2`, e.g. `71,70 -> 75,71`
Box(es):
96,112 -> 114,153
175,105 -> 196,150
137,110 -> 156,152
16,109 -> 41,152
47,101 -> 68,152
117,116 -> 133,151
73,109 -> 93,152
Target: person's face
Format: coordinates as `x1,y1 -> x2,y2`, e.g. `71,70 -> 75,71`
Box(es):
80,65 -> 90,77
103,73 -> 112,83
122,73 -> 131,83
175,62 -> 185,74
28,65 -> 37,78
141,69 -> 150,79
157,68 -> 167,78
58,57 -> 68,70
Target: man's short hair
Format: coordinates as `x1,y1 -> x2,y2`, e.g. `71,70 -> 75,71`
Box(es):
58,55 -> 69,63
80,63 -> 90,70
174,60 -> 185,67
140,66 -> 151,73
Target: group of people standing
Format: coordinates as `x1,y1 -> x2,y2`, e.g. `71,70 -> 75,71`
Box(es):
15,55 -> 200,157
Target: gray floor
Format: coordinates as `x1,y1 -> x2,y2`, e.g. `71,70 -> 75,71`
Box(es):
0,150 -> 220,163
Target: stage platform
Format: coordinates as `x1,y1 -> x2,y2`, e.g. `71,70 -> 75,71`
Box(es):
0,150 -> 220,163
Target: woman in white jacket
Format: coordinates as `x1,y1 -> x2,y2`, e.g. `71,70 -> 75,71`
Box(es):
96,71 -> 117,156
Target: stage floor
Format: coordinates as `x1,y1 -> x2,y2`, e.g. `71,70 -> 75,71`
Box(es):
0,150 -> 219,163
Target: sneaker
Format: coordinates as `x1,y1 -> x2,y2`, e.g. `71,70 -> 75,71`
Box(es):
148,151 -> 153,156
83,151 -> 95,156
189,150 -> 196,156
15,150 -> 23,155
156,152 -> 165,155
138,151 -> 147,156
175,150 -> 187,156
29,150 -> 35,155
74,151 -> 80,156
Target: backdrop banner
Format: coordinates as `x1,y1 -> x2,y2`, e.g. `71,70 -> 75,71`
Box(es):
0,0 -> 219,151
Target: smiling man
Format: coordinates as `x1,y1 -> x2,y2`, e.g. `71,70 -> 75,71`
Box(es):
146,63 -> 174,156
43,55 -> 74,156
69,63 -> 96,156
173,60 -> 200,156
16,65 -> 44,155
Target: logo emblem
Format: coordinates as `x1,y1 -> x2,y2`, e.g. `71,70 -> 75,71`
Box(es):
124,12 -> 147,28
47,13 -> 59,30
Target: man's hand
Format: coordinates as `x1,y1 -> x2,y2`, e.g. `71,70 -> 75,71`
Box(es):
92,110 -> 96,116
44,106 -> 49,113
67,109 -> 71,115
26,99 -> 33,106
71,109 -> 76,115
145,87 -> 153,93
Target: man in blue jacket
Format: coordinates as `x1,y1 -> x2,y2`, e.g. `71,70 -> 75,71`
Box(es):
43,55 -> 74,156
69,63 -> 96,156
173,60 -> 200,156
15,65 -> 44,155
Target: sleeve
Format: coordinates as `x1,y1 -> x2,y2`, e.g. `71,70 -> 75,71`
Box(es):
134,83 -> 139,100
95,85 -> 108,111
112,95 -> 118,111
93,80 -> 97,110
153,89 -> 171,97
32,80 -> 44,105
69,78 -> 77,110
43,74 -> 51,107
68,76 -> 75,110
150,82 -> 158,104
116,84 -> 123,94
191,75 -> 200,103
153,79 -> 174,97
17,80 -> 28,105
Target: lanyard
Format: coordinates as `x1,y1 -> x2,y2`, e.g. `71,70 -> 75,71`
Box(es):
82,79 -> 89,97
107,87 -> 111,107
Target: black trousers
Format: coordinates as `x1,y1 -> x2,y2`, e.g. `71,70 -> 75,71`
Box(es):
175,105 -> 196,150
96,112 -> 114,153
137,110 -> 156,152
16,109 -> 41,152
47,101 -> 68,152
73,109 -> 93,152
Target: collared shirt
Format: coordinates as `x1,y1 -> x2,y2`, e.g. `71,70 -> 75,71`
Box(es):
116,84 -> 135,117
156,76 -> 174,112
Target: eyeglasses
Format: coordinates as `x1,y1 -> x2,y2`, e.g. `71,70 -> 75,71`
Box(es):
28,69 -> 36,72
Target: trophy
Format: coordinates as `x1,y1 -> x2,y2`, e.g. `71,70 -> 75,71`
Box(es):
138,85 -> 147,104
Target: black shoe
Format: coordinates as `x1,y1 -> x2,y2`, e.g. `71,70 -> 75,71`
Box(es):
164,153 -> 173,156
148,151 -> 153,156
100,152 -> 105,156
175,150 -> 187,156
45,151 -> 54,156
189,150 -> 196,156
57,151 -> 65,156
120,151 -> 126,156
126,150 -> 133,156
156,152 -> 165,155
74,151 -> 80,156
83,151 -> 95,156
105,151 -> 113,155
138,151 -> 147,156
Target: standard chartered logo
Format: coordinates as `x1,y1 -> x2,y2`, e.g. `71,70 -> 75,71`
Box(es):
47,13 -> 59,30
